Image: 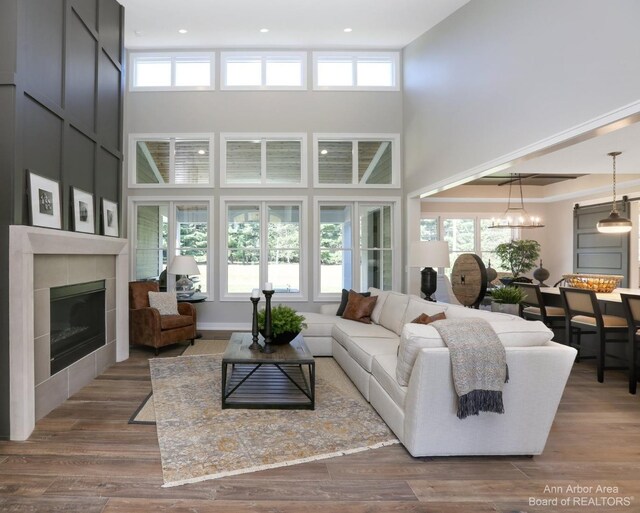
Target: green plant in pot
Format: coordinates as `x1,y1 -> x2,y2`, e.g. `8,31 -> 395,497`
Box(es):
257,305 -> 307,345
494,239 -> 541,284
488,285 -> 525,316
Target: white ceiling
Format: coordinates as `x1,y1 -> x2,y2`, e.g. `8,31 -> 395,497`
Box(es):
118,0 -> 470,50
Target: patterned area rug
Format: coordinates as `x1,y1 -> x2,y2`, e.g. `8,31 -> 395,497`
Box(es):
149,346 -> 398,487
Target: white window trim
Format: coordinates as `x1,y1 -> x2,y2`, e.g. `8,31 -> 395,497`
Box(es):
220,196 -> 308,301
128,196 -> 215,299
313,133 -> 401,189
129,52 -> 216,92
128,133 -> 215,188
312,51 -> 400,91
220,133 -> 308,188
220,51 -> 308,91
314,196 -> 401,302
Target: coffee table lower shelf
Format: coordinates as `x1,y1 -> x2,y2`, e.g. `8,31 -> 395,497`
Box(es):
222,363 -> 315,410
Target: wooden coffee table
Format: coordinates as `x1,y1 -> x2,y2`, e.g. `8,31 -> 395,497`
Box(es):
221,332 -> 315,410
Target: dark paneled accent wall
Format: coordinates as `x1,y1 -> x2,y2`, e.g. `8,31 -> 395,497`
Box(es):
573,202 -> 630,287
0,0 -> 124,439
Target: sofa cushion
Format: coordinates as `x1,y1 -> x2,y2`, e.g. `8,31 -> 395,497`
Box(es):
403,295 -> 448,325
342,291 -> 378,324
372,353 -> 407,408
336,289 -> 370,316
148,291 -> 178,315
395,319 -> 554,386
342,337 -> 399,373
333,318 -> 399,350
379,292 -> 410,335
368,287 -> 390,324
299,312 -> 335,337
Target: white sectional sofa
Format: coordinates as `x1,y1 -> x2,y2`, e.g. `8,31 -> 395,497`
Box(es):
300,289 -> 577,457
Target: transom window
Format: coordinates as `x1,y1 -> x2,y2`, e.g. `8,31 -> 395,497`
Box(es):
221,134 -> 306,187
313,52 -> 399,91
317,199 -> 399,299
129,134 -> 214,187
314,134 -> 400,187
130,52 -> 215,91
221,52 -> 307,90
223,199 -> 306,298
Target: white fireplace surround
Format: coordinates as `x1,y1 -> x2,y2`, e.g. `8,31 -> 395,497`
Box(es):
9,226 -> 129,441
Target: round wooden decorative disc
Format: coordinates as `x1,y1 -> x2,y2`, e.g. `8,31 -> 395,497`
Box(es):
450,253 -> 488,307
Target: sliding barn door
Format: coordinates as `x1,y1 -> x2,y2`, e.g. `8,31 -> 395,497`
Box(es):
573,202 -> 630,287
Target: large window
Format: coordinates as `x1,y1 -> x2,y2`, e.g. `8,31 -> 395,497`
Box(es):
129,134 -> 214,187
131,199 -> 212,294
130,52 -> 215,91
314,134 -> 400,187
421,216 -> 514,272
317,199 -> 399,299
221,52 -> 307,90
221,134 -> 306,187
313,52 -> 399,91
223,200 -> 305,298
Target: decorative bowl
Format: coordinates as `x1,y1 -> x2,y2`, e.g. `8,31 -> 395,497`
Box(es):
562,273 -> 623,293
259,331 -> 300,345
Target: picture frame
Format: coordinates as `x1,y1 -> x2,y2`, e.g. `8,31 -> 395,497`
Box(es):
27,170 -> 62,229
101,198 -> 119,237
71,187 -> 95,234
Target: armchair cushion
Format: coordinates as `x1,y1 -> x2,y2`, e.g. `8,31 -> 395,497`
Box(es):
148,291 -> 179,315
160,314 -> 194,330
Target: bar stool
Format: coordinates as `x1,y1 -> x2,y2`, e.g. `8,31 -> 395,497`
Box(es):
516,283 -> 566,328
620,293 -> 640,394
560,287 -> 628,383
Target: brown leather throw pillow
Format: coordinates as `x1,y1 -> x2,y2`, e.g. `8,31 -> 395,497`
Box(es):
342,290 -> 378,324
411,312 -> 447,325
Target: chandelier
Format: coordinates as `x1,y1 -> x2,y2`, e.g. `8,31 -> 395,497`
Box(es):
596,151 -> 632,234
489,173 -> 544,229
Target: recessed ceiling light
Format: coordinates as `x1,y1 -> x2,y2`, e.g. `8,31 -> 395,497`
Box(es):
344,28 -> 353,33
198,150 -> 206,155
178,29 -> 188,34
320,149 -> 328,155
260,28 -> 269,33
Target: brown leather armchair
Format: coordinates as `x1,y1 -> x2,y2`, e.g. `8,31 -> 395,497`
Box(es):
129,281 -> 197,355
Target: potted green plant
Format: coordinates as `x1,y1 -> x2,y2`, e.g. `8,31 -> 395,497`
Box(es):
494,239 -> 541,283
257,305 -> 307,345
488,286 -> 525,316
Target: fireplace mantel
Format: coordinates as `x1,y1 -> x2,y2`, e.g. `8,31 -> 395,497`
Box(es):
9,226 -> 129,441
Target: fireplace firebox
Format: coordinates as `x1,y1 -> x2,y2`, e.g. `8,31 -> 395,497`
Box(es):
50,280 -> 106,374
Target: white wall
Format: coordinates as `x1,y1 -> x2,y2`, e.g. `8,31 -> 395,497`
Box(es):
403,0 -> 640,195
123,53 -> 404,327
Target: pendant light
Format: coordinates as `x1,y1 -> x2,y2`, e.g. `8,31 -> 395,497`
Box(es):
489,173 -> 544,229
597,152 -> 632,234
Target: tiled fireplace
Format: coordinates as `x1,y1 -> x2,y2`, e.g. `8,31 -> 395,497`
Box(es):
9,226 -> 129,441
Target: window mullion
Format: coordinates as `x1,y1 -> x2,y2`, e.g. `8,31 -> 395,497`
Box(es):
353,202 -> 360,291
352,141 -> 358,185
352,56 -> 357,87
169,139 -> 176,184
261,56 -> 267,88
261,139 -> 267,184
171,56 -> 177,87
261,202 -> 268,287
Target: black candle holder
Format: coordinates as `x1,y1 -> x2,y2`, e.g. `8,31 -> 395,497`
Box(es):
249,296 -> 261,351
261,289 -> 275,354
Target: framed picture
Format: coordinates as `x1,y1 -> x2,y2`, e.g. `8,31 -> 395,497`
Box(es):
101,198 -> 119,237
71,187 -> 95,234
27,171 -> 62,229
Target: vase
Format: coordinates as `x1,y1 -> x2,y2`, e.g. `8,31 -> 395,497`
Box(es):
490,302 -> 520,316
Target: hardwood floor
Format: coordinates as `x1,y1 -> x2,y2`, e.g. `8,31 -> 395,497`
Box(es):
1,338 -> 639,513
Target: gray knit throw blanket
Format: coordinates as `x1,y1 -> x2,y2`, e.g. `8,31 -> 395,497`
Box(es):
431,318 -> 508,420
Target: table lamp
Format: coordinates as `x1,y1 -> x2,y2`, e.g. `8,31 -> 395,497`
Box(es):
169,255 -> 200,298
409,241 -> 450,302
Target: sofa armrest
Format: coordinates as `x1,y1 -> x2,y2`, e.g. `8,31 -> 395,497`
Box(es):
401,342 -> 577,456
177,302 -> 197,338
129,307 -> 162,345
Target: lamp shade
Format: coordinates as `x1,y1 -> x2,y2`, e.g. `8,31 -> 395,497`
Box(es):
168,255 -> 200,276
409,241 -> 450,268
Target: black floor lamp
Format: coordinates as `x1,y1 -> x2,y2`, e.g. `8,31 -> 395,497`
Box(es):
409,241 -> 450,302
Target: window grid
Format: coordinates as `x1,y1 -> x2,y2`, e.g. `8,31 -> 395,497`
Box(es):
313,52 -> 399,91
